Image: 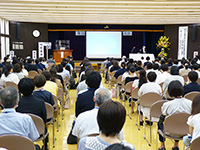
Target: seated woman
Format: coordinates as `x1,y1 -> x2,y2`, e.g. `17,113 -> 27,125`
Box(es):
33,74 -> 55,106
183,94 -> 200,149
78,100 -> 135,150
13,63 -> 25,80
158,80 -> 192,150
1,63 -> 19,85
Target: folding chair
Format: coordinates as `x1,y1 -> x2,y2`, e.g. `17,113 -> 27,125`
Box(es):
184,91 -> 200,101
182,74 -> 188,85
190,136 -> 200,150
116,75 -> 123,100
131,87 -> 139,113
0,135 -> 35,150
52,94 -> 60,132
38,69 -> 42,74
149,100 -> 168,144
5,81 -> 18,90
197,78 -> 200,84
28,114 -> 48,150
158,113 -> 190,146
45,102 -> 56,148
109,70 -> 117,89
139,92 -> 162,146
28,71 -> 38,79
57,87 -> 64,120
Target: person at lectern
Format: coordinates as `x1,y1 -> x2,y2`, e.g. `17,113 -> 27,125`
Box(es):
57,41 -> 66,50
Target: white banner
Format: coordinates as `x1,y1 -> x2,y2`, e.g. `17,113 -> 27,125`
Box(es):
32,50 -> 37,59
178,26 -> 188,59
38,42 -> 51,58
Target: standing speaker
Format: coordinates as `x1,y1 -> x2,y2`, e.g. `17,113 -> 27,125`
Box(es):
17,23 -> 20,39
192,24 -> 196,41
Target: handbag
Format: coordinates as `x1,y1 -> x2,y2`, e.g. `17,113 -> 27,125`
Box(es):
67,121 -> 78,144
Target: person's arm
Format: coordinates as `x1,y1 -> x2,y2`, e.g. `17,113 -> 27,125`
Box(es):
27,116 -> 40,141
189,126 -> 194,135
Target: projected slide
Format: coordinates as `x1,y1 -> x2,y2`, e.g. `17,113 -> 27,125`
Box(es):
86,31 -> 122,58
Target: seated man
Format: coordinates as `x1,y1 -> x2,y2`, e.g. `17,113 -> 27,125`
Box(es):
25,58 -> 38,72
75,71 -> 101,117
73,87 -> 124,140
183,71 -> 200,95
16,78 -> 48,150
0,87 -> 40,150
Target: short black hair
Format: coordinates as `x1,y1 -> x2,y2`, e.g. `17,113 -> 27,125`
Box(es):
34,74 -> 46,88
56,64 -> 63,73
35,59 -> 39,64
153,63 -> 159,70
27,58 -> 33,63
18,78 -> 34,96
97,100 -> 126,137
168,80 -> 183,97
146,56 -> 150,61
147,63 -> 153,69
61,61 -> 66,67
192,64 -> 199,70
86,71 -> 101,89
161,59 -> 166,65
105,143 -> 132,150
147,71 -> 157,82
173,59 -> 178,65
41,71 -> 51,81
161,64 -> 168,72
188,71 -> 198,82
129,66 -> 135,73
170,66 -> 179,75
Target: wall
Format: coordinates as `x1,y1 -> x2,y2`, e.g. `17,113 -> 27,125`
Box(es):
164,24 -> 200,59
10,22 -> 48,58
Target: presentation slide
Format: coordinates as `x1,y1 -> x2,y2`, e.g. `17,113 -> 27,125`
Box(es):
86,31 -> 122,58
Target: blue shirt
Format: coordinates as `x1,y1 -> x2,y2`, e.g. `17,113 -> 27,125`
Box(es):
0,108 -> 39,141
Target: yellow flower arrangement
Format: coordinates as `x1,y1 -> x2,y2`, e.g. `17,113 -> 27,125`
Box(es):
156,36 -> 171,59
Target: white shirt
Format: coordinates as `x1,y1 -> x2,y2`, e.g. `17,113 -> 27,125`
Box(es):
1,73 -> 20,85
0,108 -> 39,141
162,75 -> 184,97
62,68 -> 70,79
138,82 -> 162,97
22,69 -> 28,76
156,72 -> 172,85
161,97 -> 192,116
132,79 -> 139,89
187,113 -> 200,142
179,68 -> 191,76
13,72 -> 25,80
72,107 -> 124,140
195,70 -> 200,78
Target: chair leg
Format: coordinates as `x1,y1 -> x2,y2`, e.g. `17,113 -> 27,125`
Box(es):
57,109 -> 60,132
143,119 -> 151,146
53,121 -> 55,148
136,105 -> 140,131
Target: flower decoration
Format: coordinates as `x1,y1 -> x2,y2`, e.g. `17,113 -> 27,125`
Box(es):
156,36 -> 171,59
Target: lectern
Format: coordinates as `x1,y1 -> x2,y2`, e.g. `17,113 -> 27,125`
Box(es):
53,49 -> 73,63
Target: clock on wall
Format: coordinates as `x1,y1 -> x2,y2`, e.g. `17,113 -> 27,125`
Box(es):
32,30 -> 40,38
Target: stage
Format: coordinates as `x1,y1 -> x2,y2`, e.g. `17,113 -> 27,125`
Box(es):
129,53 -> 155,61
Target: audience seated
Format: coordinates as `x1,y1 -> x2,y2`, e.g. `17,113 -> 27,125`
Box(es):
110,60 -> 120,72
73,87 -> 124,140
143,56 -> 151,67
183,94 -> 200,148
192,64 -> 200,78
114,62 -> 126,79
35,59 -> 44,71
135,60 -> 143,71
179,61 -> 191,76
16,78 -> 48,150
75,71 -> 101,117
162,66 -> 184,98
183,71 -> 200,95
121,64 -> 134,82
49,66 -> 63,89
61,61 -> 70,79
125,66 -> 138,85
152,63 -> 161,76
33,74 -> 55,106
156,64 -> 171,85
42,70 -> 58,96
13,63 -> 25,80
25,58 -> 38,72
158,81 -> 192,150
0,87 -> 40,150
1,63 -> 19,85
18,61 -> 29,77
78,100 -> 135,150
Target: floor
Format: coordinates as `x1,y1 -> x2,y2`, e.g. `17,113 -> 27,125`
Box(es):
37,76 -> 185,150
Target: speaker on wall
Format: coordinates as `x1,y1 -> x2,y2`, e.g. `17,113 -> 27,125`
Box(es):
192,24 -> 196,41
17,23 -> 20,39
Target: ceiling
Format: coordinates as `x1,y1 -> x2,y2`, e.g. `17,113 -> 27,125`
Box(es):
0,0 -> 200,25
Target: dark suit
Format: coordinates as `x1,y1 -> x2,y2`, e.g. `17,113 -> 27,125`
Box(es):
25,64 -> 38,72
114,68 -> 126,79
16,95 -> 47,123
183,82 -> 200,96
33,90 -> 55,106
75,88 -> 96,117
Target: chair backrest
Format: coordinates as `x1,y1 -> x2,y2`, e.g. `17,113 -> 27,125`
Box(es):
159,82 -> 164,94
131,87 -> 139,99
37,69 -> 42,74
0,135 -> 35,150
28,114 -> 45,135
57,87 -> 63,100
117,75 -> 122,85
139,92 -> 162,108
197,78 -> 200,85
164,113 -> 190,136
110,70 -> 117,78
150,100 -> 168,119
52,94 -> 58,108
182,74 -> 188,84
184,91 -> 200,101
45,102 -> 54,120
28,71 -> 38,79
5,81 -> 18,90
190,136 -> 200,150
124,81 -> 134,93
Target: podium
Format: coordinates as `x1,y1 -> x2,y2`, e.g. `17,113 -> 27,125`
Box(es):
53,49 -> 73,63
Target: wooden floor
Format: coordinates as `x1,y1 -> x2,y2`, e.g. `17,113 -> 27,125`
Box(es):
38,75 -> 185,150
